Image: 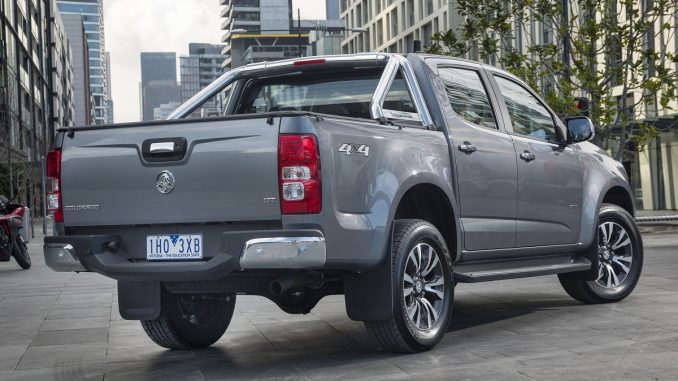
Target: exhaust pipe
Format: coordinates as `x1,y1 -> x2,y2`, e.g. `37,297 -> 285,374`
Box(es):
269,275 -> 324,297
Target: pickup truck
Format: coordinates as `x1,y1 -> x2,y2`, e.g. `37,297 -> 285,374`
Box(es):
43,53 -> 643,353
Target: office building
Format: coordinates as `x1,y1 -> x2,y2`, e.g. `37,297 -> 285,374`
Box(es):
154,101 -> 181,121
1,0 -> 75,205
105,51 -> 113,123
140,52 -> 179,121
57,0 -> 109,125
180,43 -> 225,117
340,0 -> 461,54
51,1 -> 76,131
326,0 -> 340,20
220,0 -> 308,69
220,0 -> 349,68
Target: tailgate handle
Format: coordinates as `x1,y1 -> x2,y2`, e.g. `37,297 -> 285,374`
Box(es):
142,138 -> 187,162
150,142 -> 175,153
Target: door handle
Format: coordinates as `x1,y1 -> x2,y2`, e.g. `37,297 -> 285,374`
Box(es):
458,142 -> 477,154
520,150 -> 536,162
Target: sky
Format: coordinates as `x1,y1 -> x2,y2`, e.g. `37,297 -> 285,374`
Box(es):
103,0 -> 326,123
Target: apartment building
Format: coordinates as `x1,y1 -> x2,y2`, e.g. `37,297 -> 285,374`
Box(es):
340,0 -> 460,54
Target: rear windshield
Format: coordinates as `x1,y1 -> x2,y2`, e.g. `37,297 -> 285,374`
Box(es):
236,69 -> 417,120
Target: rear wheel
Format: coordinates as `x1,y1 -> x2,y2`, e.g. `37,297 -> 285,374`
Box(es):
559,204 -> 643,304
141,291 -> 235,349
365,219 -> 454,353
12,235 -> 31,269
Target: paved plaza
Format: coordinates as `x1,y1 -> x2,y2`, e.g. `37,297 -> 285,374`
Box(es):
0,231 -> 677,380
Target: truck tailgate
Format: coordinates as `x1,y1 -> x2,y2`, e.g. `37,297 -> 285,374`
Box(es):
60,117 -> 281,226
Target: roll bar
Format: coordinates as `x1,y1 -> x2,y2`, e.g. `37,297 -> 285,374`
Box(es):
168,53 -> 433,129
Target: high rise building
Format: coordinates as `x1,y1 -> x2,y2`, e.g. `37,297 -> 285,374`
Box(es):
220,0 -> 309,69
340,0 -> 461,54
140,52 -> 180,121
326,0 -> 340,20
1,0 -> 75,205
153,101 -> 181,121
57,0 -> 109,125
60,13 -> 92,125
51,0 -> 76,131
220,0 -> 347,68
180,43 -> 225,117
105,51 -> 113,123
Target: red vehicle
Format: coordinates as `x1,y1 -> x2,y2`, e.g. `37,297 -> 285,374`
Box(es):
0,195 -> 31,269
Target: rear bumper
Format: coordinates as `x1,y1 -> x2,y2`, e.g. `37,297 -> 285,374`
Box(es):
43,230 -> 326,281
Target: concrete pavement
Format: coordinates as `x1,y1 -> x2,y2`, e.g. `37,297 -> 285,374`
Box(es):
0,231 -> 677,380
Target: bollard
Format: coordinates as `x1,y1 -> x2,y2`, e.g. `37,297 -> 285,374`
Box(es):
22,207 -> 31,243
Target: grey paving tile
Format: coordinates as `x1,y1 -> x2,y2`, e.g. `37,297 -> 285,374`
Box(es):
39,316 -> 109,332
16,342 -> 107,370
255,320 -> 354,351
30,328 -> 108,347
0,345 -> 28,371
4,364 -> 106,381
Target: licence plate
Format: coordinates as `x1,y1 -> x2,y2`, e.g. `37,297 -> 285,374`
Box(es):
146,234 -> 203,260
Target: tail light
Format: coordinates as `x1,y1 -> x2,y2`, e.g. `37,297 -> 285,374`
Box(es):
278,134 -> 321,214
46,149 -> 63,222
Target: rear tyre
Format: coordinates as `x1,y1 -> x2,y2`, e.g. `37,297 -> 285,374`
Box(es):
141,291 -> 235,349
559,203 -> 643,304
12,235 -> 31,269
365,219 -> 454,353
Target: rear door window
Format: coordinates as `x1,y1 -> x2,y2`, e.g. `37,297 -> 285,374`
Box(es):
438,67 -> 498,129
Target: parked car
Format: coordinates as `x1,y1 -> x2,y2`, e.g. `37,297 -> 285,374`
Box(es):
43,53 -> 642,353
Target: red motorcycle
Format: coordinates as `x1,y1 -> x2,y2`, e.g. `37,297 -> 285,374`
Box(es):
0,195 -> 31,269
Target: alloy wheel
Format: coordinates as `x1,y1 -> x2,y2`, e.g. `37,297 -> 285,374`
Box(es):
595,221 -> 633,288
403,243 -> 445,330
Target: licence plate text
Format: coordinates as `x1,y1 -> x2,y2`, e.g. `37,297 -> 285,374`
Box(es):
146,234 -> 203,260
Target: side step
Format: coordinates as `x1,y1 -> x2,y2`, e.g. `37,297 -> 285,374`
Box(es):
454,255 -> 592,283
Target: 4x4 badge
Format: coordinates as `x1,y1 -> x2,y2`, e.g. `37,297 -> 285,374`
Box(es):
338,143 -> 370,157
156,170 -> 176,194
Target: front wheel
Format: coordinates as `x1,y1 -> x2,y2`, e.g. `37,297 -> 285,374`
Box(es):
141,291 -> 235,349
365,219 -> 454,353
559,203 -> 643,304
12,235 -> 31,269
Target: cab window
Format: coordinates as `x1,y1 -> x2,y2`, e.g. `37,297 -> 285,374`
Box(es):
494,76 -> 558,142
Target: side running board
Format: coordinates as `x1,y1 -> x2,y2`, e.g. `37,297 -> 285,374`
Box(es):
454,255 -> 592,283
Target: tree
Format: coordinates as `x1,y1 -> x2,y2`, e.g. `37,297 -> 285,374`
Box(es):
427,0 -> 678,161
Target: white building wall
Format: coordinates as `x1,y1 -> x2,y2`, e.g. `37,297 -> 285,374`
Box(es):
340,0 -> 461,54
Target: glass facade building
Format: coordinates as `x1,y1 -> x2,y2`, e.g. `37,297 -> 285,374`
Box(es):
1,0 -> 74,207
57,0 -> 108,125
140,52 -> 179,121
180,43 -> 225,117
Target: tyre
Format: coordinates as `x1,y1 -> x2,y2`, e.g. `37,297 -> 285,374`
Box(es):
12,235 -> 31,269
141,291 -> 235,349
559,203 -> 643,304
365,219 -> 454,353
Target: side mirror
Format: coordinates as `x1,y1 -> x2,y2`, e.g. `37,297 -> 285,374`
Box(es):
566,116 -> 595,144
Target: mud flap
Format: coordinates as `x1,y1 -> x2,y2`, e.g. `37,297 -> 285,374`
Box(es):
560,230 -> 600,281
343,253 -> 393,322
118,281 -> 161,320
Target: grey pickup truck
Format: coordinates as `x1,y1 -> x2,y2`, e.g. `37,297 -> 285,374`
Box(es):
44,53 -> 642,353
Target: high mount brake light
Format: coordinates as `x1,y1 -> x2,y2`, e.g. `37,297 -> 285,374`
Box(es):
292,58 -> 326,66
46,149 -> 63,222
278,135 -> 321,214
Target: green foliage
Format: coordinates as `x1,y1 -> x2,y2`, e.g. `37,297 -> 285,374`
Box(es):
427,0 -> 678,161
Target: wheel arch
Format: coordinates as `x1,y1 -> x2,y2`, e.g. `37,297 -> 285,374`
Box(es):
343,177 -> 460,322
602,186 -> 635,217
392,182 -> 460,262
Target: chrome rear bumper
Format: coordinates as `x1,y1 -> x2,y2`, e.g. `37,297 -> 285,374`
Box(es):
240,237 -> 326,269
44,242 -> 87,272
